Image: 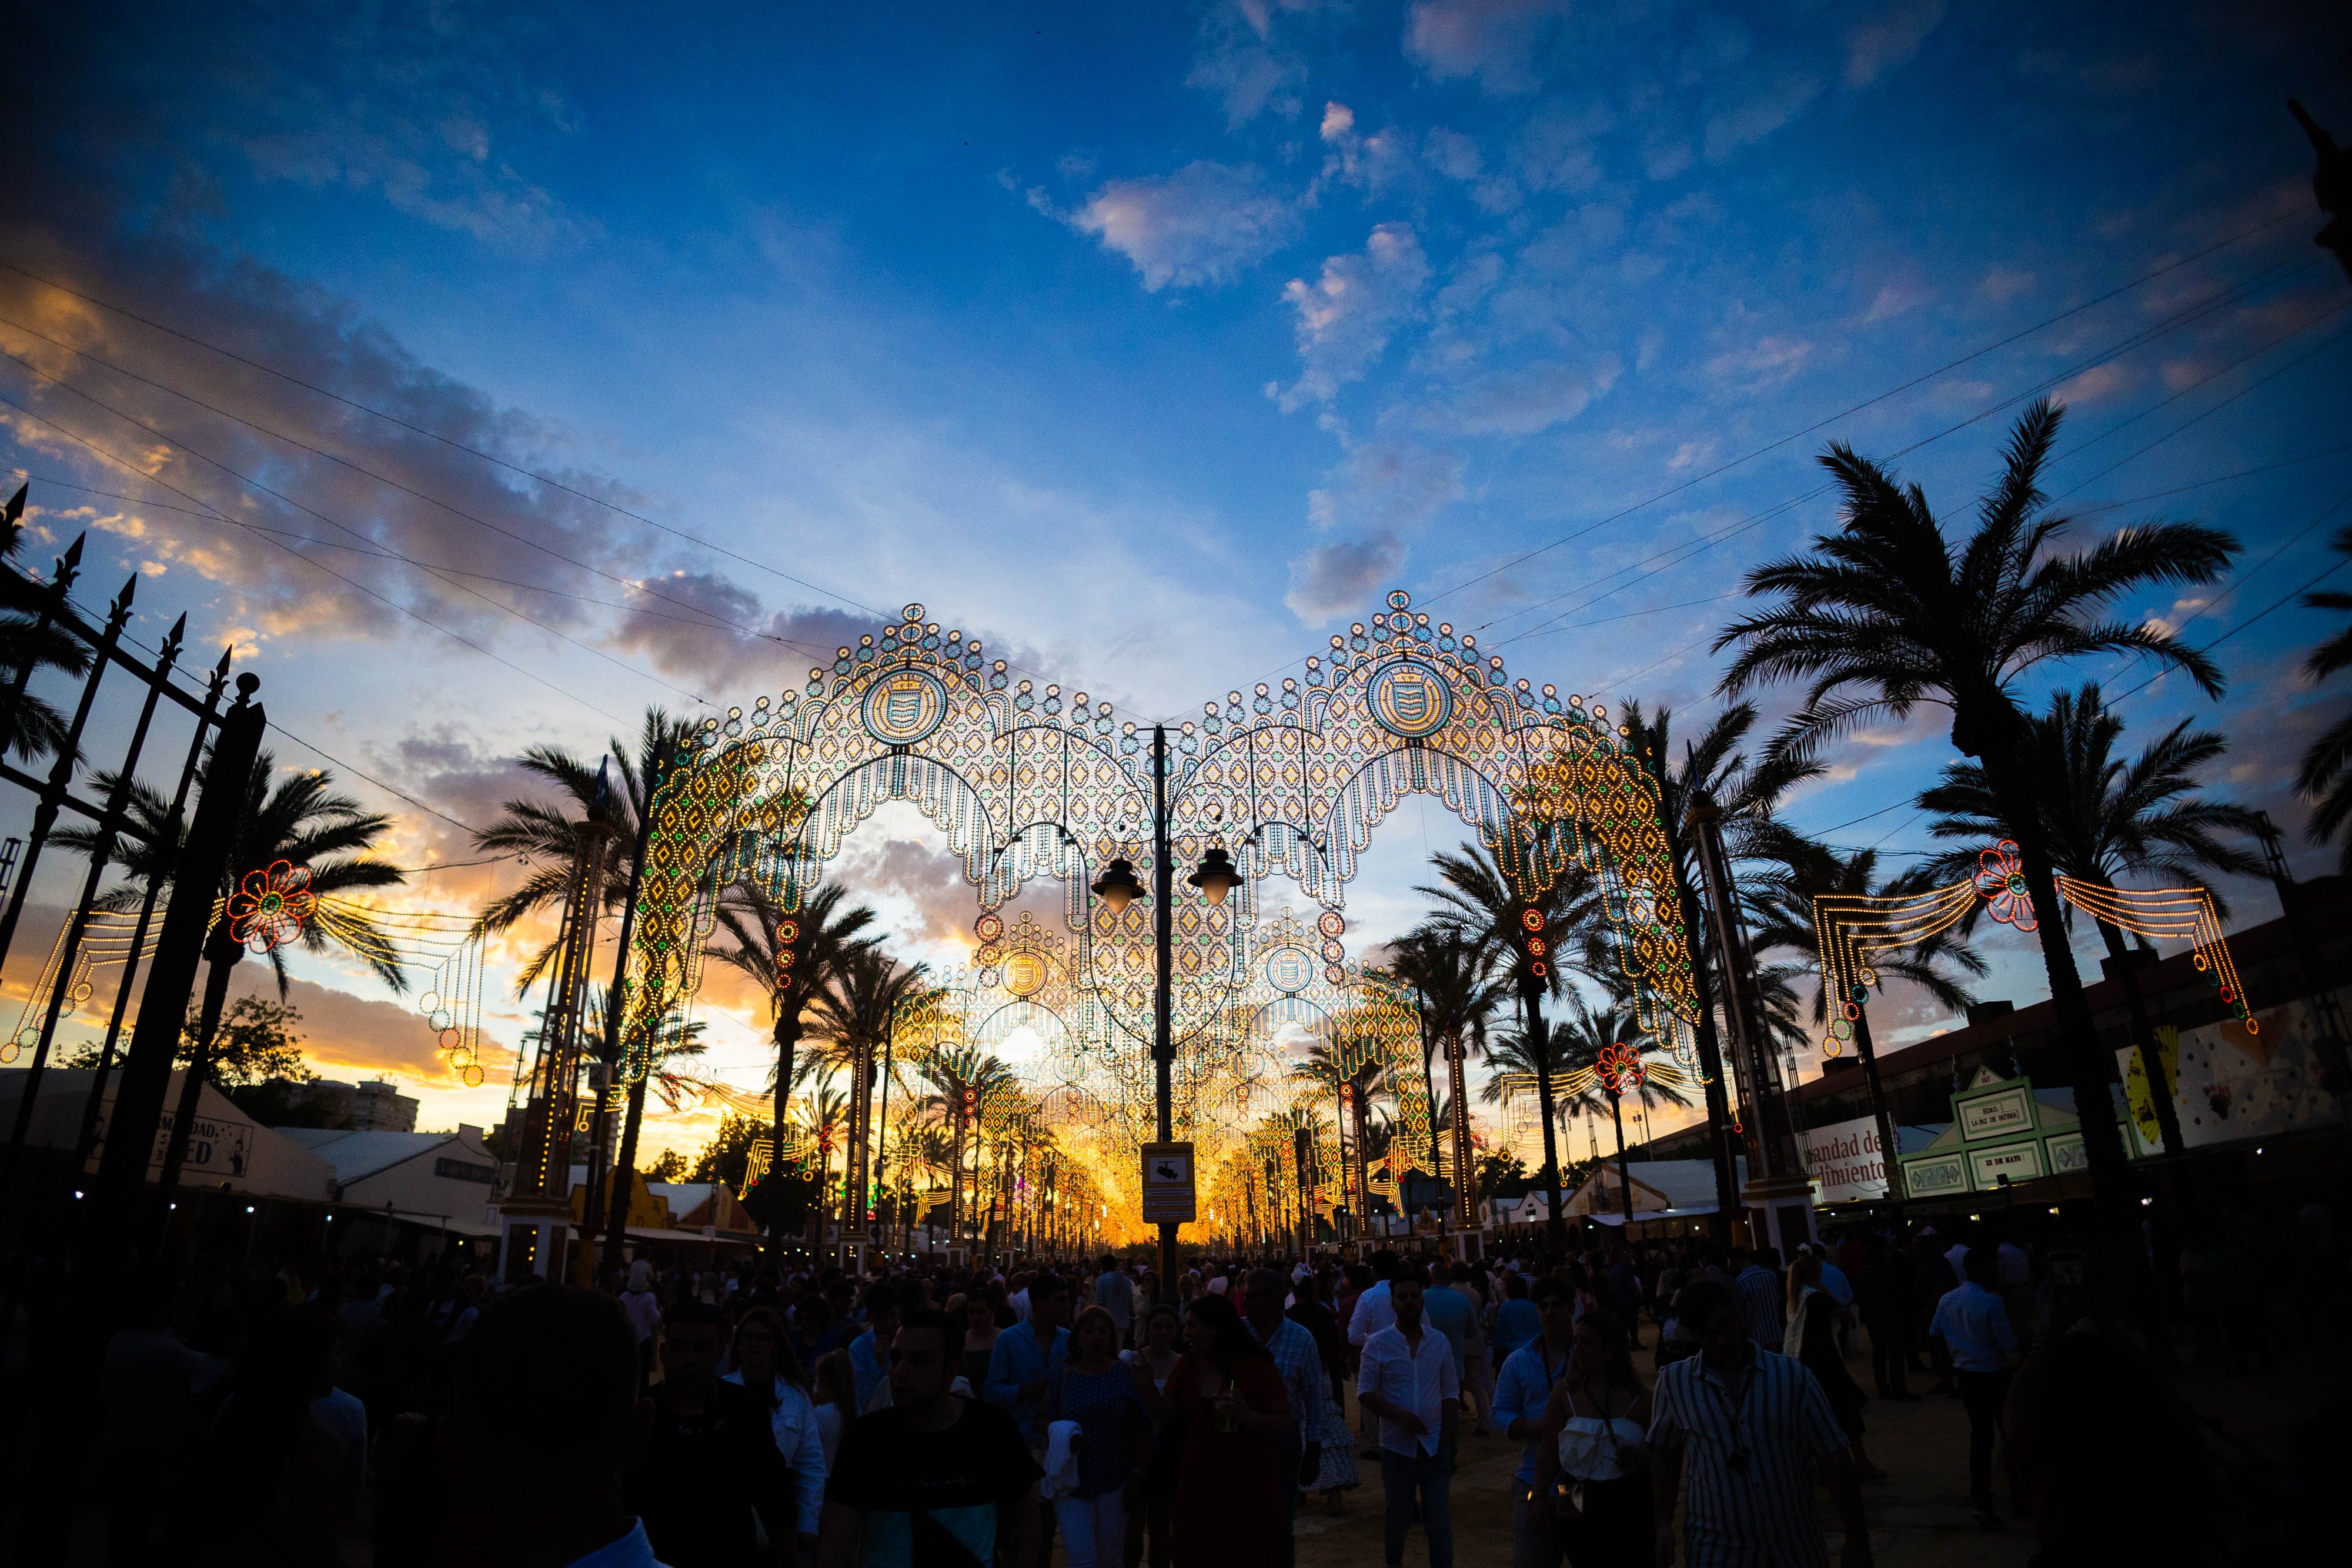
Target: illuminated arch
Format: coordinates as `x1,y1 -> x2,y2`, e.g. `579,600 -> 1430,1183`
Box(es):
623,589 -> 1697,1086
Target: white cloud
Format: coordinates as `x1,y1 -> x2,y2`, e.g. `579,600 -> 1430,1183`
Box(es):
1425,128 -> 1484,181
1321,101 -> 1356,141
1706,335 -> 1815,392
1438,353 -> 1623,437
1273,223 -> 1432,409
1286,529 -> 1405,624
1703,70 -> 1826,162
1068,162 -> 1299,290
1404,0 -> 1574,94
1189,5 -> 1306,128
1846,0 -> 1949,88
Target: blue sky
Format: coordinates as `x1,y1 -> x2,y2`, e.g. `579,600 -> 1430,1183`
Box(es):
4,0 -> 2348,1161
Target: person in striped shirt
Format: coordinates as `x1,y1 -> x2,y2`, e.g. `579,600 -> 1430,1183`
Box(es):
1646,1279 -> 1872,1568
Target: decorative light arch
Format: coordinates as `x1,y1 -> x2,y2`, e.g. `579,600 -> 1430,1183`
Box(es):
622,589 -> 1699,1095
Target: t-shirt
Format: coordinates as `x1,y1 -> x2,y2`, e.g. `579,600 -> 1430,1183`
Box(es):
827,1398 -> 1043,1567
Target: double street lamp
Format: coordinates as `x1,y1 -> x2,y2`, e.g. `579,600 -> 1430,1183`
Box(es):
1090,724 -> 1242,1298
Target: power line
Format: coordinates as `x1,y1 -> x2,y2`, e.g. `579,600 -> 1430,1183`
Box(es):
0,388 -> 640,726
1492,267 -> 2347,653
1486,252 -> 2333,658
1419,202 -> 2316,613
0,258 -> 891,621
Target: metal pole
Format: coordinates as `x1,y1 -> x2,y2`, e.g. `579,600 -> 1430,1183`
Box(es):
1151,723 -> 1176,1298
597,755 -> 663,1266
0,583 -> 145,1214
89,674 -> 263,1255
1655,750 -> 1742,1238
68,639 -> 220,1183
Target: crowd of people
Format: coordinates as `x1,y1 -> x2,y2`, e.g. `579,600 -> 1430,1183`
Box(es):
12,1196 -> 2346,1567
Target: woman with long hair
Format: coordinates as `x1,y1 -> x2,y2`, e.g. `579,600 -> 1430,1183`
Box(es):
721,1305 -> 827,1550
1786,1253 -> 1882,1479
810,1347 -> 858,1473
1532,1308 -> 1652,1568
1163,1294 -> 1292,1568
1047,1306 -> 1153,1568
1122,1303 -> 1184,1568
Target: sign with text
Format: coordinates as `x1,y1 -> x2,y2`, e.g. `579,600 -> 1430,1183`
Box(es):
1139,1142 -> 1195,1223
1798,1114 -> 1890,1204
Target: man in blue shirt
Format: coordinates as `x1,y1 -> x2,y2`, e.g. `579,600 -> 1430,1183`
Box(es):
1490,1273 -> 1541,1366
846,1281 -> 902,1414
984,1271 -> 1071,1446
1421,1270 -> 1477,1387
1492,1278 -> 1576,1568
1928,1246 -> 2019,1527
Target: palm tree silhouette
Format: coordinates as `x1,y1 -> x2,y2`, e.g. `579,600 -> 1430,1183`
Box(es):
1416,840 -> 1603,1247
1291,1035 -> 1389,1232
2295,527 -> 2352,867
705,878 -> 879,1239
1917,681 -> 2259,1158
59,750 -> 407,995
1617,698 -> 1820,1228
1747,830 -> 1984,1189
1716,397 -> 2235,1236
806,946 -> 932,1242
913,1043 -> 1017,1242
472,707 -> 695,987
1388,926 -> 1503,1192
0,489 -> 93,765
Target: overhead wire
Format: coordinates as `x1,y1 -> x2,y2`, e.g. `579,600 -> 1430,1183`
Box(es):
0,386 -> 645,726
1488,253 -> 2343,652
1418,201 -> 2317,613
0,258 -> 892,621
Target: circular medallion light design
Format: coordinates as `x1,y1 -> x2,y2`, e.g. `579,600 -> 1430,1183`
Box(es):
1265,945 -> 1314,994
1366,661 -> 1454,739
862,669 -> 949,746
1004,951 -> 1048,998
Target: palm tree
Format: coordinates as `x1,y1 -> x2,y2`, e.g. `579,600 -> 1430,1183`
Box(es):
1416,840 -> 1606,1248
1387,927 -> 1503,1192
1748,830 -> 1986,1191
805,947 -> 933,1242
1716,397 -> 2236,1234
1292,1037 -> 1389,1233
705,878 -> 878,1237
913,1044 -> 1017,1242
589,979 -> 707,1253
58,750 -> 408,994
1615,700 -> 1816,1232
472,707 -> 693,987
1551,997 -> 1684,1224
1917,681 -> 2260,1157
0,489 -> 93,765
2294,527 -> 2352,865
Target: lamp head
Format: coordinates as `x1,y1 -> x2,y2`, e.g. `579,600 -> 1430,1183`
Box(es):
1187,845 -> 1242,906
1091,856 -> 1144,912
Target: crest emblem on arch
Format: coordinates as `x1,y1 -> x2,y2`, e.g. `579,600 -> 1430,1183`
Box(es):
1368,661 -> 1453,738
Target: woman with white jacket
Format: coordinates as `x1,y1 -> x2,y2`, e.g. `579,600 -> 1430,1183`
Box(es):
721,1305 -> 829,1552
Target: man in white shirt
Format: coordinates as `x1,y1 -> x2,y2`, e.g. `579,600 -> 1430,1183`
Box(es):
1358,1269 -> 1459,1568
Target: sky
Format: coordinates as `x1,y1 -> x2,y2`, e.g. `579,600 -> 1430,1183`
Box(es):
3,1 -> 2349,1174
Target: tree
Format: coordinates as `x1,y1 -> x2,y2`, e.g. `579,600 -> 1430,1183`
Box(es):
1917,681 -> 2258,1158
1615,699 -> 1820,1232
644,1148 -> 688,1182
589,978 -> 707,1259
472,707 -> 694,987
804,946 -> 931,1238
704,878 -> 878,1240
1716,396 -> 2236,1251
1291,1037 -> 1390,1230
1416,840 -> 1605,1248
1747,830 -> 1985,1184
1387,927 -> 1502,1189
912,1044 -> 1018,1241
0,488 -> 93,765
57,751 -> 408,994
2295,527 -> 2352,867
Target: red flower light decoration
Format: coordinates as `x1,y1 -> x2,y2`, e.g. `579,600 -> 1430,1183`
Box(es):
1973,840 -> 2037,931
228,860 -> 316,953
1595,1043 -> 1646,1098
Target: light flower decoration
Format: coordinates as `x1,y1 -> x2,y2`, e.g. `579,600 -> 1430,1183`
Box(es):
1973,841 -> 2037,931
1594,1042 -> 1647,1098
228,860 -> 317,954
